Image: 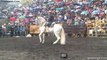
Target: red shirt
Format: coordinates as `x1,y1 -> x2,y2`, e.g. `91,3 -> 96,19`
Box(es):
55,0 -> 62,2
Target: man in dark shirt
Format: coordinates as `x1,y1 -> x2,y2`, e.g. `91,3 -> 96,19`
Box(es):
47,11 -> 55,27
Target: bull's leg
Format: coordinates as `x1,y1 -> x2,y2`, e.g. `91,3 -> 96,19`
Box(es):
39,32 -> 44,43
42,33 -> 45,44
39,27 -> 45,43
53,32 -> 60,44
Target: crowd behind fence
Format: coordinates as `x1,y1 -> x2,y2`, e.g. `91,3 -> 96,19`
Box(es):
0,0 -> 107,37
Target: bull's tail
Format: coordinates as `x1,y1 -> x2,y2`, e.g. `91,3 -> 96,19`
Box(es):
60,27 -> 66,45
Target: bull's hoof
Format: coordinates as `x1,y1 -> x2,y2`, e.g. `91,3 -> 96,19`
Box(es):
40,41 -> 44,44
53,42 -> 57,44
60,43 -> 65,45
40,40 -> 42,43
26,34 -> 32,37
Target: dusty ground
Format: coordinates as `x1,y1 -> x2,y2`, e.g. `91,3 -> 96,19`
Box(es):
0,36 -> 107,60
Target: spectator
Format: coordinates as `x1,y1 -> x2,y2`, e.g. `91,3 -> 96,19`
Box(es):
2,23 -> 7,37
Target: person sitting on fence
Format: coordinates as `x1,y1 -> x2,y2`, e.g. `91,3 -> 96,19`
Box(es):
2,23 -> 7,37
88,28 -> 94,37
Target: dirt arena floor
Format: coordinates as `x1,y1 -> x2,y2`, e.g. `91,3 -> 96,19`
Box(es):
0,36 -> 107,60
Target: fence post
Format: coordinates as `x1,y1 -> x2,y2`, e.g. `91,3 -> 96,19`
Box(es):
95,17 -> 98,37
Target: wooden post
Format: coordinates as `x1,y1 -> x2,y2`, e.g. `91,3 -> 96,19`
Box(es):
95,17 -> 98,37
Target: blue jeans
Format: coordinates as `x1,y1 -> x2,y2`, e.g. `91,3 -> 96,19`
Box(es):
47,22 -> 52,27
